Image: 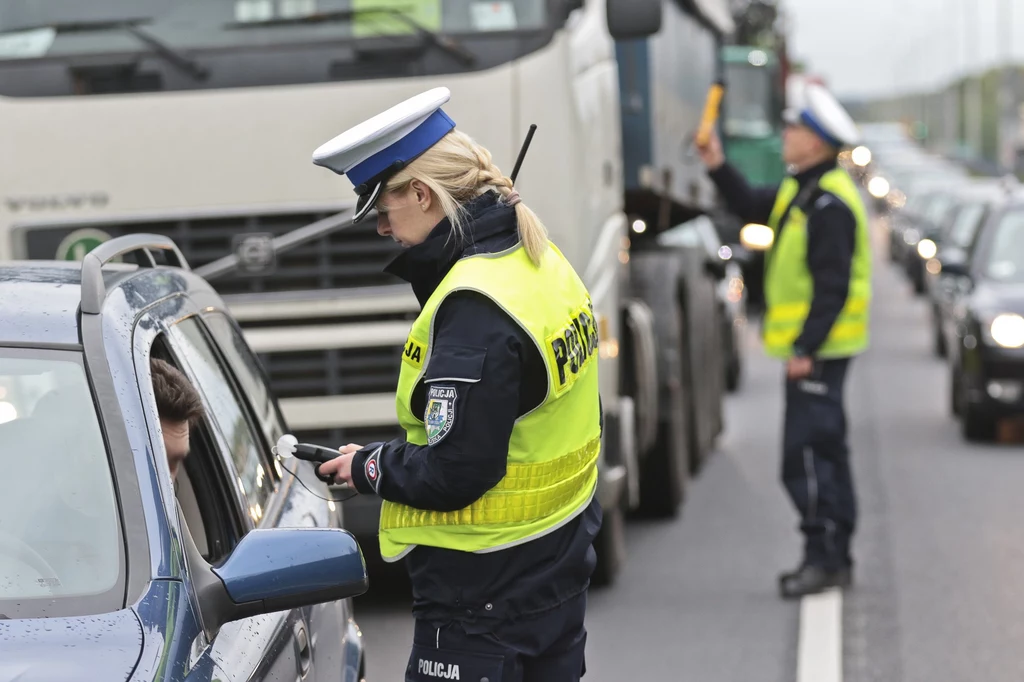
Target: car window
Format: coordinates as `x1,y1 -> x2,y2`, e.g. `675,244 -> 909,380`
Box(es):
169,317 -> 273,525
983,209 -> 1024,284
948,202 -> 987,249
0,349 -> 121,603
203,311 -> 285,451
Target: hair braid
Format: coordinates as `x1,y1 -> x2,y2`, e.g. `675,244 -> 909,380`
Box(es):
384,129 -> 550,265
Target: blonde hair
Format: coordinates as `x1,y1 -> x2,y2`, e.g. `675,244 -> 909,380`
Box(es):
381,129 -> 549,265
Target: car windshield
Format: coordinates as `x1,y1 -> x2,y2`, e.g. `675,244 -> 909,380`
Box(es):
0,0 -> 547,61
983,209 -> 1024,283
723,63 -> 774,138
923,195 -> 954,226
947,202 -> 987,248
0,349 -> 121,609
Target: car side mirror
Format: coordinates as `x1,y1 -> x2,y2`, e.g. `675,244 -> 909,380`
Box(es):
607,0 -> 662,39
937,258 -> 970,278
179,505 -> 368,640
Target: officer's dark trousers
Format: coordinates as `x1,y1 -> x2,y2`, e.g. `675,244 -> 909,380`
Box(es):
406,592 -> 588,682
782,357 -> 856,571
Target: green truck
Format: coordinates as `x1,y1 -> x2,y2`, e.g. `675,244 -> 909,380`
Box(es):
715,45 -> 788,311
721,44 -> 786,186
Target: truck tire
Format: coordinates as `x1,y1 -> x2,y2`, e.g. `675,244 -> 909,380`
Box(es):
629,253 -> 690,518
622,300 -> 660,458
590,492 -> 626,587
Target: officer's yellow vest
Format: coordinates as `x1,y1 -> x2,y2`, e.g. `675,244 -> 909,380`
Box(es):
378,242 -> 602,562
762,167 -> 872,359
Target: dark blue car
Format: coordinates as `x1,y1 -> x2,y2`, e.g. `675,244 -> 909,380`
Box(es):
0,235 -> 369,681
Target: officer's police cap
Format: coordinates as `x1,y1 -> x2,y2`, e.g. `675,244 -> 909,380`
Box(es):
782,83 -> 860,148
312,87 -> 456,223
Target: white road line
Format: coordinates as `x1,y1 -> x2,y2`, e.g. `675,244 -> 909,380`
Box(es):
797,589 -> 843,682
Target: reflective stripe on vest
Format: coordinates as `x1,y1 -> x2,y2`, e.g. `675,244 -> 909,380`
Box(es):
379,242 -> 602,561
763,167 -> 872,359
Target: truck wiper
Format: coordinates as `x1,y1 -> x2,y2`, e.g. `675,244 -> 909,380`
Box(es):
6,18 -> 209,81
224,8 -> 476,67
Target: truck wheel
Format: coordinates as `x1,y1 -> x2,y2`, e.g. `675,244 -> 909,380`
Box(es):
676,295 -> 705,476
629,253 -> 690,518
726,341 -> 742,392
591,494 -> 626,587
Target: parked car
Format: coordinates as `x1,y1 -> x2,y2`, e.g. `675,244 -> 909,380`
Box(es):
943,199 -> 1024,441
0,235 -> 369,681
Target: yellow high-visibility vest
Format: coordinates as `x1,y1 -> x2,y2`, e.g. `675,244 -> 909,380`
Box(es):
762,167 -> 872,359
379,242 -> 601,562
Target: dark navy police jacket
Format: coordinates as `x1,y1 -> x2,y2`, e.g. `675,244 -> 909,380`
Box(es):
709,158 -> 857,357
349,191 -> 603,625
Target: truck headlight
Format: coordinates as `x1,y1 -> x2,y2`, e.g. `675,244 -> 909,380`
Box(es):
990,313 -> 1024,349
739,223 -> 774,251
917,239 -> 937,260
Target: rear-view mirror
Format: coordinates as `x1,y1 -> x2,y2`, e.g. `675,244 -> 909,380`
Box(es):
607,0 -> 662,40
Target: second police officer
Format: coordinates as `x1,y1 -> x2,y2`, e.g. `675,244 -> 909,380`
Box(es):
316,88 -> 602,681
697,83 -> 872,599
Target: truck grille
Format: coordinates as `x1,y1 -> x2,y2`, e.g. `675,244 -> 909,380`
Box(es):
20,210 -> 405,295
257,345 -> 403,399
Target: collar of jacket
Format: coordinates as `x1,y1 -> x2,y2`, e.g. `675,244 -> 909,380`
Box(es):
384,190 -> 519,306
792,156 -> 838,189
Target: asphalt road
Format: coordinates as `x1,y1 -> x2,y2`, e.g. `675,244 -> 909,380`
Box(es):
350,224 -> 1024,682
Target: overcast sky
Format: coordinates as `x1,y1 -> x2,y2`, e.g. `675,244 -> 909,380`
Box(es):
782,0 -> 1024,99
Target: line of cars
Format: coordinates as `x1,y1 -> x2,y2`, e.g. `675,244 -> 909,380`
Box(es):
860,123 -> 1024,442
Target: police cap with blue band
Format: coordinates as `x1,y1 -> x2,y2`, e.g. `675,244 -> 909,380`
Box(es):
782,83 -> 860,149
312,87 -> 456,223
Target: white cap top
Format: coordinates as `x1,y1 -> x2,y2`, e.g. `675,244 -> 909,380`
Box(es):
783,83 -> 860,148
312,87 -> 457,221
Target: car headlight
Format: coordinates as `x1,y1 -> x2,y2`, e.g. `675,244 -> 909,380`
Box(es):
868,176 -> 891,199
989,313 -> 1024,349
917,238 -> 937,260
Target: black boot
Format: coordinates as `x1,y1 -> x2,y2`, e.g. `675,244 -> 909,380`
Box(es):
778,564 -> 852,599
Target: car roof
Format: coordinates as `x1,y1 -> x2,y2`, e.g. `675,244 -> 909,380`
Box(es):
0,260 -> 164,347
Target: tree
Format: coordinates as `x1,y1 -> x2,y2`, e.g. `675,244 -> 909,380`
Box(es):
730,0 -> 783,49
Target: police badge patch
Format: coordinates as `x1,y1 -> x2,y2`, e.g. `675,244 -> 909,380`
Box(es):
425,385 -> 458,446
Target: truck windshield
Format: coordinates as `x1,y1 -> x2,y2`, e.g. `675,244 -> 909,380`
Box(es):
0,349 -> 122,616
0,0 -> 553,96
723,64 -> 774,138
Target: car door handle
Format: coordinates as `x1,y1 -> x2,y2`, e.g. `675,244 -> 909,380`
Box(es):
294,621 -> 312,678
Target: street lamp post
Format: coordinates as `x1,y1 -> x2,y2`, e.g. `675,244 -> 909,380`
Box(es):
997,0 -> 1017,174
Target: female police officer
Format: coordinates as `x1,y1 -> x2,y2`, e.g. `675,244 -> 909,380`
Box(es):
314,88 -> 603,682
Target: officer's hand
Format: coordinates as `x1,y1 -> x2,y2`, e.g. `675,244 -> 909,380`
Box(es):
695,130 -> 725,170
318,443 -> 362,487
786,356 -> 814,380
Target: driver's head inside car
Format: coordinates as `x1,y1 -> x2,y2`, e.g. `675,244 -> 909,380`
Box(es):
151,358 -> 205,481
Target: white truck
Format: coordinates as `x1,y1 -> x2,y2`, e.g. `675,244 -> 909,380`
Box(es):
0,0 -> 734,585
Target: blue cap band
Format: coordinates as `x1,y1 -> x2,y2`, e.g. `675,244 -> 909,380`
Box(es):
347,109 -> 456,187
800,110 -> 842,148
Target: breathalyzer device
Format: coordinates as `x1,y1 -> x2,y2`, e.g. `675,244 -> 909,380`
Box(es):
273,434 -> 349,488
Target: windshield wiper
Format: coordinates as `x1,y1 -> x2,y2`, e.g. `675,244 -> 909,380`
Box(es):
6,18 -> 209,81
224,8 -> 476,67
